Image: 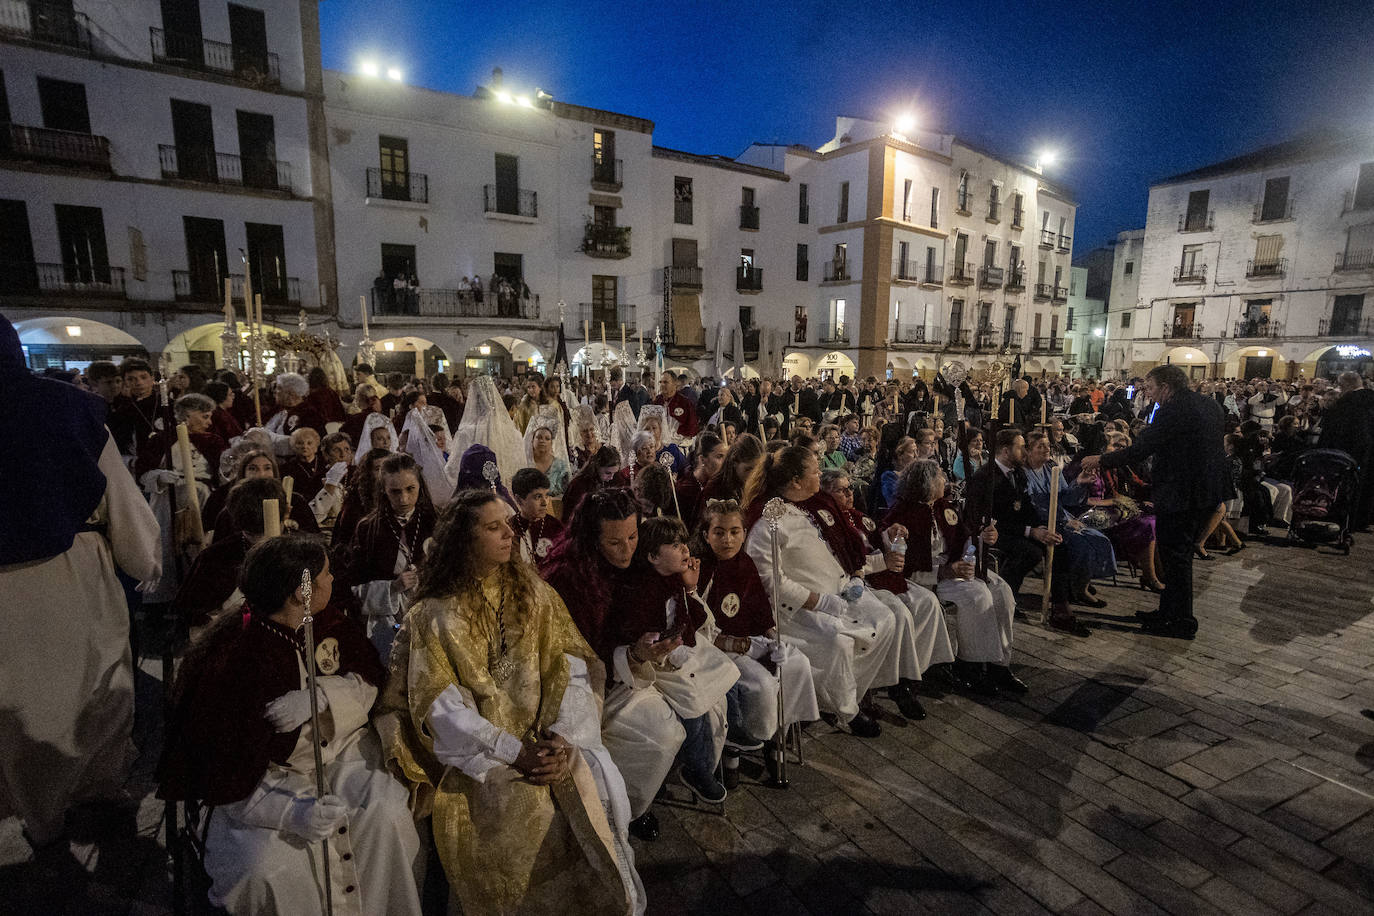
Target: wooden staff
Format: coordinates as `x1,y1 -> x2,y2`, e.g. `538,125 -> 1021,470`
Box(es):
282,475 -> 295,507
761,497 -> 790,788
263,498 -> 282,537
252,293 -> 264,426
174,423 -> 205,552
298,568 -> 335,916
1041,465 -> 1061,621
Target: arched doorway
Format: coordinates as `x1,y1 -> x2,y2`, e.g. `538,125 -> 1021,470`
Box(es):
782,351 -> 814,380
570,343 -> 627,381
1162,346 -> 1210,380
163,321 -> 293,375
815,350 -> 855,382
1312,343 -> 1373,380
12,317 -> 147,370
1223,345 -> 1280,380
369,336 -> 450,379
888,356 -> 912,380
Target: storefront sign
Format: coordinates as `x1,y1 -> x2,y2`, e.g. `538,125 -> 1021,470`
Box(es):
1334,345 -> 1371,358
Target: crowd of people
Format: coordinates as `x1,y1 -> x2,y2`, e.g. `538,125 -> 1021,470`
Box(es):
5,303 -> 1372,915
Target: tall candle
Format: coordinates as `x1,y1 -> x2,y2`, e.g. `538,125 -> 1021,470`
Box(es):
638,329 -> 644,353
263,499 -> 282,537
282,475 -> 294,506
223,278 -> 234,327
583,318 -> 590,343
621,323 -> 627,356
360,294 -> 369,337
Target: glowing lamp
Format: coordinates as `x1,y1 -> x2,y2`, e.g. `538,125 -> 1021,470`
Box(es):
383,341 -> 394,351
386,67 -> 403,82
65,325 -> 82,337
1258,349 -> 1267,357
494,90 -> 512,104
516,95 -> 533,108
479,345 -> 491,355
895,114 -> 916,135
360,60 -> 379,77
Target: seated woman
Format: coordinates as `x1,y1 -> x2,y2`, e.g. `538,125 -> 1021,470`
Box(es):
676,430 -> 726,532
206,447 -> 319,542
333,447 -> 389,548
569,404 -> 603,472
159,535 -> 422,916
951,428 -> 986,482
637,405 -> 687,475
695,498 -> 820,783
1023,431 -> 1116,607
526,416 -> 572,496
614,517 -> 740,805
561,445 -> 621,523
877,435 -> 919,513
702,433 -> 764,504
377,490 -> 645,915
1088,433 -> 1164,592
885,460 -> 1026,695
632,462 -> 678,519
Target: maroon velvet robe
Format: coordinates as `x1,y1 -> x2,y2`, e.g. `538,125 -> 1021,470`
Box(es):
510,512 -> 564,573
697,550 -> 774,638
172,533 -> 249,628
611,567 -> 707,652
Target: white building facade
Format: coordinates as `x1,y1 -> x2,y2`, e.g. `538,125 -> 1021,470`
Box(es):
1117,130 -> 1374,381
1,0 -> 335,371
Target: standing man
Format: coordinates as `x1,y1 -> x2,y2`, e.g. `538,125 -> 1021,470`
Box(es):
1081,365 -> 1231,638
653,370 -> 698,437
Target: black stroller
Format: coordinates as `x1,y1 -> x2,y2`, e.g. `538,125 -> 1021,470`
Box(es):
1288,448 -> 1359,554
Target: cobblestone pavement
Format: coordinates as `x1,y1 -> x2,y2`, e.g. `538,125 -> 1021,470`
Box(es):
4,534 -> 1373,915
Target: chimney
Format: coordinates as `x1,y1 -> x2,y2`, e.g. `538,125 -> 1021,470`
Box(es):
491,67 -> 503,88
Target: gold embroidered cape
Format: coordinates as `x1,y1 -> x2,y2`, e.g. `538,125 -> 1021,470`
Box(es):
375,571 -> 629,915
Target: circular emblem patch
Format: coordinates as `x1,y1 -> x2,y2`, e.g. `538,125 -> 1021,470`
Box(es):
673,407 -> 683,416
861,516 -> 875,532
817,509 -> 834,526
535,537 -> 552,558
315,637 -> 340,675
721,593 -> 741,618
944,508 -> 959,526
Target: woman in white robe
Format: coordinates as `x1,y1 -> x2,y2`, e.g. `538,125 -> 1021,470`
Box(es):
447,376 -> 526,485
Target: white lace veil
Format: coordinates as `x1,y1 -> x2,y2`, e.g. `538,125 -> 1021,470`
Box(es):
523,407 -> 570,465
354,413 -> 396,465
635,403 -> 678,450
400,407 -> 454,506
447,375 -> 526,485
611,400 -> 638,467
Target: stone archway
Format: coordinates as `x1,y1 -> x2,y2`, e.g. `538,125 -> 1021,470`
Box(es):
369,336 -> 451,379
782,351 -> 814,379
13,316 -> 148,370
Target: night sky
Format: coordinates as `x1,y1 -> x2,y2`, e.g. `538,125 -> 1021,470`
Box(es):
319,0 -> 1374,256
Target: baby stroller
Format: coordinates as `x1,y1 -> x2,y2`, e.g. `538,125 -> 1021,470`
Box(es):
1288,448 -> 1358,554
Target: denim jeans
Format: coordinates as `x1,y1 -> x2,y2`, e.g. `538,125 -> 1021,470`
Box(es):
676,710 -> 718,782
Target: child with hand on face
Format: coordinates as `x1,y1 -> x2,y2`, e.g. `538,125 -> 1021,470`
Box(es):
694,499 -> 819,786
509,468 -> 563,572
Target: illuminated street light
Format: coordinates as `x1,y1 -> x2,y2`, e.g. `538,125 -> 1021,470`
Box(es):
386,67 -> 403,82
479,344 -> 492,355
65,325 -> 82,337
494,90 -> 513,104
516,95 -> 533,107
894,113 -> 916,136
360,59 -> 379,77
383,341 -> 395,351
1035,149 -> 1058,173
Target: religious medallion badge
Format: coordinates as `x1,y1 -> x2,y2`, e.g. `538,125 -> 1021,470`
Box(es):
721,593 -> 741,618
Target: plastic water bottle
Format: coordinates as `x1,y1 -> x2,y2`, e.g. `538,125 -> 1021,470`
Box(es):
891,534 -> 907,557
962,539 -> 978,580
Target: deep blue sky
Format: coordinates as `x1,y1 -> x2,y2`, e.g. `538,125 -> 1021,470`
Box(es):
320,0 -> 1374,255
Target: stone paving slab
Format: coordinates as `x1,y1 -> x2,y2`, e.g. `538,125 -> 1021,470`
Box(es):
2,534 -> 1372,914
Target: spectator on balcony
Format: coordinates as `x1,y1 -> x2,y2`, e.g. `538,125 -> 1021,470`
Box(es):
373,271 -> 391,314
470,274 -> 484,305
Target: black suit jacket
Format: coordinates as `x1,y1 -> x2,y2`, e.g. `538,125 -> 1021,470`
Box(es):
1099,388 -> 1232,514
966,461 -> 1041,542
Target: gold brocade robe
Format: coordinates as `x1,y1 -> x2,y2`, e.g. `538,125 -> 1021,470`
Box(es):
376,573 -> 630,915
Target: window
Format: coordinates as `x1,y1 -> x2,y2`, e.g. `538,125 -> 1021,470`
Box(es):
1180,243 -> 1203,274
493,153 -> 520,214
1037,260 -> 1047,284
794,305 -> 808,342
1120,311 -> 1131,329
902,178 -> 913,222
591,275 -> 618,326
798,183 -> 809,223
183,215 -> 227,300
1053,265 -> 1063,288
674,176 -> 693,224
924,246 -> 937,282
983,239 -> 997,268
37,77 -> 91,133
796,243 -> 808,281
830,298 -> 846,337
378,243 -> 415,314
236,110 -> 278,189
930,187 -> 939,228
950,299 -> 964,332
1260,176 -> 1290,221
592,205 -> 616,229
1124,260 -> 1135,276
956,171 -> 969,212
1330,294 -> 1364,334
1254,234 -> 1282,270
1184,189 -> 1210,230
988,182 -> 1000,220
740,186 -> 758,229
54,204 -> 109,283
897,240 -> 909,277
1009,244 -> 1022,276
378,135 -> 409,199
740,248 -> 755,268
0,199 -> 37,295
593,129 -> 615,165
837,181 -> 849,223
0,71 -> 9,124
245,222 -> 288,302
1011,192 -> 1024,226
1042,209 -> 1051,230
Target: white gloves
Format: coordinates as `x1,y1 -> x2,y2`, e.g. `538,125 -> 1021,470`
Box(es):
282,795 -> 349,842
665,644 -> 692,669
264,688 -> 330,733
324,461 -> 349,487
814,593 -> 847,618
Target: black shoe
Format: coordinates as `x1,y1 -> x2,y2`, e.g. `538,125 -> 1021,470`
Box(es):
1073,593 -> 1108,608
889,684 -> 928,720
1049,614 -> 1091,637
725,728 -> 764,752
990,665 -> 1029,695
680,769 -> 728,805
847,711 -> 882,738
629,811 -> 660,841
1194,547 -> 1214,560
722,750 -> 741,790
932,664 -> 972,692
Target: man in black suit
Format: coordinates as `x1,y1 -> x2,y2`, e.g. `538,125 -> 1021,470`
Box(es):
967,428 -> 1091,637
1082,365 -> 1232,638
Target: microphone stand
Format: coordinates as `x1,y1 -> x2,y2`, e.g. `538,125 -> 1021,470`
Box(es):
299,569 -> 335,916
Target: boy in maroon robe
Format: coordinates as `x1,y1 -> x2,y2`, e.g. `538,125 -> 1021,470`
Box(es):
510,468 -> 564,572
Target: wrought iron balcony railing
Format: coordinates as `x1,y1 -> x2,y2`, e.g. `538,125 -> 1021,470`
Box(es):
1005,269 -> 1025,291
149,27 -> 280,85
2,124 -> 110,170
1034,282 -> 1053,300
1053,285 -> 1069,301
371,286 -> 536,319
0,1 -> 92,52
1178,211 -> 1214,232
1233,319 -> 1283,339
1011,207 -> 1024,228
591,156 -> 623,190
1318,316 -> 1373,337
367,167 -> 428,203
1039,228 -> 1056,249
666,265 -> 702,289
986,199 -> 1001,222
947,262 -> 975,285
978,265 -> 1004,288
892,324 -> 939,344
1032,336 -> 1063,353
483,184 -> 536,217
1173,263 -> 1207,283
575,302 -> 636,334
159,144 -> 291,192
823,260 -> 850,282
1246,258 -> 1286,279
894,259 -> 921,281
1,261 -> 127,297
736,265 -> 763,292
1058,234 -> 1072,252
819,325 -> 849,345
581,224 -> 631,258
1334,249 -> 1373,271
1163,323 -> 1204,340
945,328 -> 972,347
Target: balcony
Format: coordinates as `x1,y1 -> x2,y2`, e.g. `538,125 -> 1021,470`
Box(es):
1053,285 -> 1069,302
1005,331 -> 1024,349
1318,317 -> 1373,337
1005,269 -> 1025,292
366,167 -> 428,204
974,327 -> 999,351
1032,336 -> 1063,354
736,265 -> 763,292
159,145 -> 292,193
2,124 -> 110,170
1163,323 -> 1204,340
1233,318 -> 1283,339
822,260 -> 850,282
581,223 -> 631,259
893,259 -> 922,282
149,27 -> 280,86
955,192 -> 971,216
978,265 -> 1004,288
739,205 -> 759,230
1253,199 -> 1295,223
1011,207 -> 1024,229
174,270 -> 299,307
945,328 -> 972,348
373,286 -> 536,320
1033,282 -> 1053,301
674,199 -> 693,224
1246,258 -> 1286,279
575,302 -> 635,333
0,1 -> 92,52
947,262 -> 975,286
892,324 -> 939,345
483,184 -> 537,218
1,261 -> 126,298
590,156 -> 623,191
1039,228 -> 1056,249
1173,263 -> 1207,284
666,265 -> 702,290
1178,211 -> 1214,232
1058,234 -> 1071,252
819,325 -> 849,346
1334,249 -> 1373,271
986,200 -> 1001,223
921,264 -> 944,286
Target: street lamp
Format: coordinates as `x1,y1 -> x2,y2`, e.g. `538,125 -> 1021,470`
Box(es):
359,59 -> 379,78
1034,150 -> 1057,174
894,113 -> 916,137
386,67 -> 403,82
